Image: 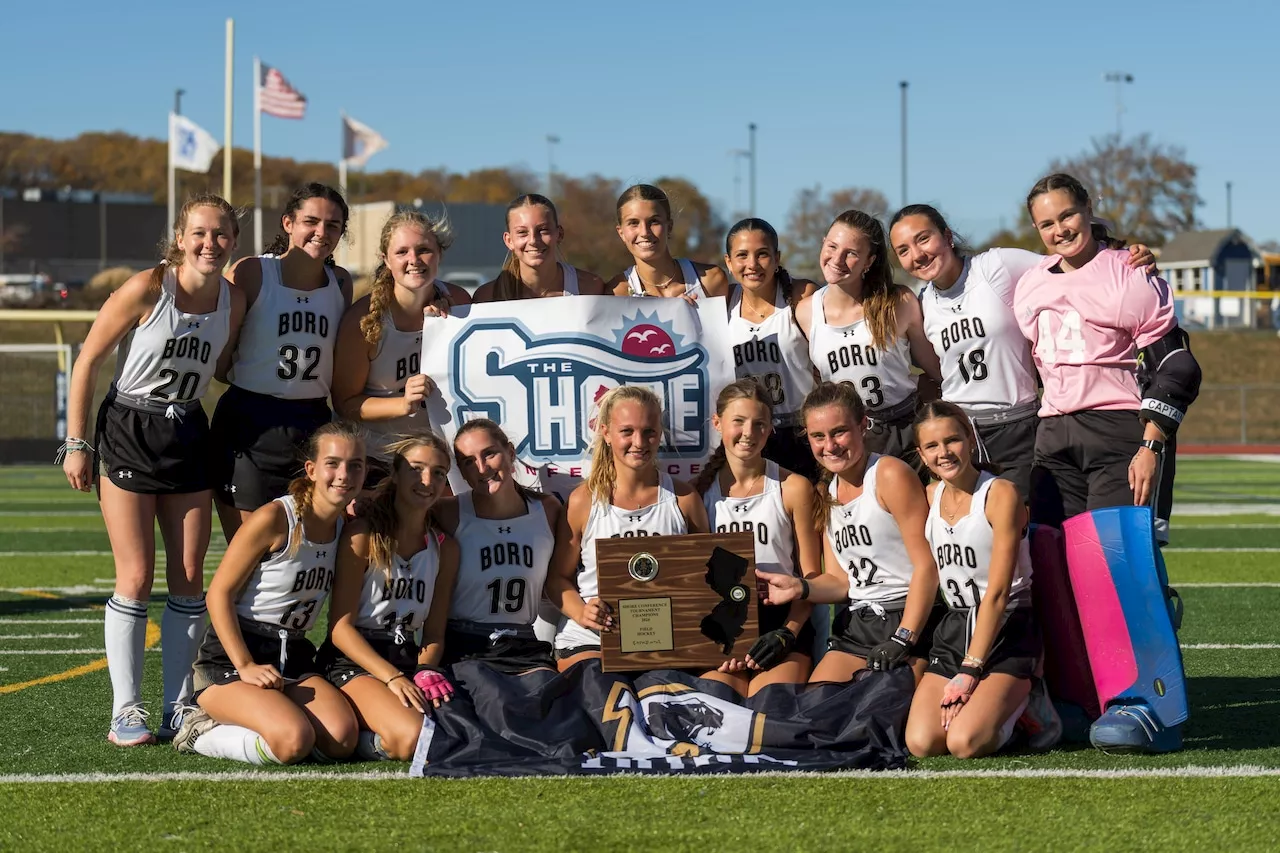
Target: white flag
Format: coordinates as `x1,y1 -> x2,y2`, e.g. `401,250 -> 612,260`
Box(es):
342,114 -> 389,167
169,113 -> 221,173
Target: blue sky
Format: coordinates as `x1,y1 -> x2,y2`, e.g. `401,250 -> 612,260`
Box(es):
4,0 -> 1275,246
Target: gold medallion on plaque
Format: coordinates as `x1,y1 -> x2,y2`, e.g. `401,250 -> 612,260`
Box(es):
628,551 -> 660,583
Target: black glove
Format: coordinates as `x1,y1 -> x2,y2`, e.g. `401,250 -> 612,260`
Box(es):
746,627 -> 796,671
866,635 -> 911,672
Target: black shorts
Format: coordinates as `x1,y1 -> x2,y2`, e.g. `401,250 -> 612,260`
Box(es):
1031,410 -> 1173,533
764,424 -> 818,483
555,644 -> 600,661
192,618 -> 318,694
975,414 -> 1037,503
209,385 -> 332,510
94,394 -> 211,494
317,631 -> 420,687
759,602 -> 817,657
442,624 -> 556,674
924,606 -> 1040,680
827,602 -> 942,659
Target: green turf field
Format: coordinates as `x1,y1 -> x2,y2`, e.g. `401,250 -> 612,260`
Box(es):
2,459 -> 1279,851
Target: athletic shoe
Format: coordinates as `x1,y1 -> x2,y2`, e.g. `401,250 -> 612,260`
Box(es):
1090,703 -> 1183,754
1017,677 -> 1063,751
158,705 -> 185,742
171,705 -> 218,754
108,705 -> 157,747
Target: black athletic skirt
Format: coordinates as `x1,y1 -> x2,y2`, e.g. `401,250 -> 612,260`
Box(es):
827,601 -> 943,660
192,618 -> 318,694
924,605 -> 1040,680
317,629 -> 420,687
94,393 -> 211,495
442,621 -> 556,674
209,385 -> 332,510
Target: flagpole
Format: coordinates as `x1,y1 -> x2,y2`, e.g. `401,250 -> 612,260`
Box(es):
223,19 -> 234,203
253,55 -> 263,255
167,112 -> 176,233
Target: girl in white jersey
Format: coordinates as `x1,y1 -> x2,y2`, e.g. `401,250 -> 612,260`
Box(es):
795,210 -> 941,475
607,184 -> 729,301
321,432 -> 459,762
333,210 -> 471,483
473,194 -> 606,301
210,184 -> 354,539
434,419 -> 571,672
694,379 -> 823,694
548,386 -> 709,670
61,194 -> 246,747
175,422 -> 366,765
759,382 -> 940,684
722,218 -> 821,480
904,401 -> 1055,759
889,204 -> 1156,501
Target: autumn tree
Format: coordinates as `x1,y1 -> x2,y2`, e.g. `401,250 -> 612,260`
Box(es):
556,174 -> 627,276
782,185 -> 891,277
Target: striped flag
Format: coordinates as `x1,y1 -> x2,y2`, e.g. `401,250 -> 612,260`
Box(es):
258,62 -> 307,119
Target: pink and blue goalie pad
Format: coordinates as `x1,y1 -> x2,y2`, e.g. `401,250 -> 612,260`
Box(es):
1029,524 -> 1100,719
1062,506 -> 1187,728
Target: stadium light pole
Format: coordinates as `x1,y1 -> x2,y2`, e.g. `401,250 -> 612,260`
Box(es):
546,134 -> 560,198
1103,72 -> 1133,138
174,88 -> 185,117
1227,181 -> 1233,228
747,122 -> 757,216
899,81 -> 908,208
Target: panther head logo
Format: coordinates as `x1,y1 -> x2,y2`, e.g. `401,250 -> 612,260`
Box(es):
646,699 -> 725,742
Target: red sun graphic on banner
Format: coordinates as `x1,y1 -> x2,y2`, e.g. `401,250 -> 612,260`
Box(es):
621,324 -> 676,358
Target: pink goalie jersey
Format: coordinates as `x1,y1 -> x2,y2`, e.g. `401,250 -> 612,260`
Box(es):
1015,248 -> 1177,417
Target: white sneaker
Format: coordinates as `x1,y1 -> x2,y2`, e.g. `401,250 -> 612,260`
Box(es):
171,705 -> 218,754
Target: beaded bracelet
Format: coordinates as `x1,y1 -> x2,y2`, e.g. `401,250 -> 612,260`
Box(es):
54,437 -> 94,465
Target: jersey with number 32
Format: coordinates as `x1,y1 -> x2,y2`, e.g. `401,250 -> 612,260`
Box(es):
1015,248 -> 1176,416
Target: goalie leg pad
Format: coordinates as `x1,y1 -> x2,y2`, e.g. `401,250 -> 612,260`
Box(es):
1029,524 -> 1100,719
1061,506 -> 1188,729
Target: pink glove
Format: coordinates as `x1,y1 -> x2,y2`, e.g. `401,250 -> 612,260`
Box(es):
413,669 -> 454,703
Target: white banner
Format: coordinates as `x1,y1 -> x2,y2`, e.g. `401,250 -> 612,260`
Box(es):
423,296 -> 734,499
169,113 -> 221,173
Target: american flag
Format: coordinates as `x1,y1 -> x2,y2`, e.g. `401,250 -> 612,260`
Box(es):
258,62 -> 307,119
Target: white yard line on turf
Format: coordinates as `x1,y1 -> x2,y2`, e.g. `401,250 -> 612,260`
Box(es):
0,619 -> 102,624
5,766 -> 1280,783
0,648 -> 160,655
0,633 -> 82,640
0,511 -> 101,517
1175,583 -> 1280,588
1173,504 -> 1280,515
1181,643 -> 1280,650
1164,548 -> 1280,553
0,551 -> 225,558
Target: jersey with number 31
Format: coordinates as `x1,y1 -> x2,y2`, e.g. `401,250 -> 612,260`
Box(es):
1015,248 -> 1176,416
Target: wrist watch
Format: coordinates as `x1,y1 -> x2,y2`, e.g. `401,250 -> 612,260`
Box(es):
893,626 -> 916,644
1140,438 -> 1166,455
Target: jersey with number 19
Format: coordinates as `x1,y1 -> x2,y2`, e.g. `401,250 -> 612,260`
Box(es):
227,257 -> 344,400
449,493 -> 554,626
1015,248 -> 1177,416
235,497 -> 343,631
826,455 -> 913,606
727,287 -> 815,421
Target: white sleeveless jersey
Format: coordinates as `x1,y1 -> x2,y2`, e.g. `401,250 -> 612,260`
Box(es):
352,535 -> 441,635
449,493 -> 555,625
362,316 -> 425,457
926,472 -> 1032,610
560,262 -> 580,295
235,497 -> 342,631
626,259 -> 706,299
921,249 -> 1041,415
112,268 -> 231,405
704,461 -> 795,577
826,455 -> 913,605
227,257 -> 345,400
727,286 -> 816,419
807,286 -> 915,412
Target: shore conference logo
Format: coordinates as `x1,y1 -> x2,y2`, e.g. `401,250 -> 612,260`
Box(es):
449,311 -> 709,465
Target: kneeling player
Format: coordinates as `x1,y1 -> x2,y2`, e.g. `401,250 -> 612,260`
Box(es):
904,402 -> 1057,759
435,419 -> 569,672
320,433 -> 459,762
172,422 -> 365,764
760,381 -> 940,684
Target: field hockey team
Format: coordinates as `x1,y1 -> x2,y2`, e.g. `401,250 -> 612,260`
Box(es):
59,174 -> 1200,763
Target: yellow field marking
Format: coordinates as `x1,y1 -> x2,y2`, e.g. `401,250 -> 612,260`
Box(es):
0,592 -> 160,696
12,589 -> 61,600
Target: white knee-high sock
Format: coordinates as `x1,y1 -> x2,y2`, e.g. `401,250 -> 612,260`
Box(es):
161,595 -> 206,713
999,696 -> 1032,751
104,595 -> 149,717
192,725 -> 283,765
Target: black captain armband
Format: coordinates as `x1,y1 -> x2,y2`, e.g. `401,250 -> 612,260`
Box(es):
1137,326 -> 1202,437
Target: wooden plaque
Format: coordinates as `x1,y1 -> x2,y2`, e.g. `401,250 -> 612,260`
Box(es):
597,532 -> 759,672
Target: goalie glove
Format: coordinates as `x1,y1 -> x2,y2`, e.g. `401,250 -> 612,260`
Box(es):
745,627 -> 797,671
866,635 -> 912,672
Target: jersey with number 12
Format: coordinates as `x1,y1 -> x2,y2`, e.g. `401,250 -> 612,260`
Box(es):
1014,248 -> 1176,416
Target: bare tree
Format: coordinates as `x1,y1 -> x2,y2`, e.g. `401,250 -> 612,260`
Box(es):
1048,134 -> 1200,246
782,185 -> 890,277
